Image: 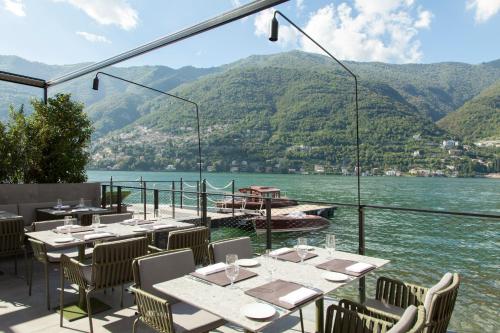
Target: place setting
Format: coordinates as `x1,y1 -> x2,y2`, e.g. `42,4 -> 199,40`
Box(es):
190,254 -> 258,287
269,237 -> 318,264
71,215 -> 116,241
315,234 -> 375,277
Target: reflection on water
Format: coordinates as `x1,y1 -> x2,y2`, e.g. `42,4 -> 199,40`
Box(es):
88,170 -> 499,331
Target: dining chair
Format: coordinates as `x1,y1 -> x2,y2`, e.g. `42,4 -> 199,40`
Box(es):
0,218 -> 28,280
166,226 -> 209,265
29,218 -> 93,310
360,273 -> 460,333
59,236 -> 149,333
325,301 -> 425,333
131,248 -> 225,333
208,236 -> 253,264
98,212 -> 133,224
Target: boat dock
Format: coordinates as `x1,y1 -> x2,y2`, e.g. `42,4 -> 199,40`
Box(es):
128,203 -> 336,228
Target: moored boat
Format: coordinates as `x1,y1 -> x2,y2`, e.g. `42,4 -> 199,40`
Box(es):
216,185 -> 298,210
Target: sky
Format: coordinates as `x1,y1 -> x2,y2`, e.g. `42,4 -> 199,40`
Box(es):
1,0 -> 500,70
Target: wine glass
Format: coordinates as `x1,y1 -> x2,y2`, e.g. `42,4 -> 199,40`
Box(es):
225,254 -> 239,288
325,234 -> 336,259
264,249 -> 277,281
79,198 -> 85,208
64,216 -> 73,237
296,237 -> 308,264
92,214 -> 101,231
56,198 -> 62,210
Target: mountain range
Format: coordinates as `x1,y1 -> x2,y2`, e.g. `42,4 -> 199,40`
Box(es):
1,51 -> 499,174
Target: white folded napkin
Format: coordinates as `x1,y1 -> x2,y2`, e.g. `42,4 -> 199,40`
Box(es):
279,287 -> 317,305
84,232 -> 113,240
270,247 -> 292,256
71,208 -> 90,212
345,262 -> 374,273
53,205 -> 70,209
122,218 -> 139,223
195,262 -> 227,276
56,225 -> 76,231
52,210 -> 67,214
152,224 -> 172,230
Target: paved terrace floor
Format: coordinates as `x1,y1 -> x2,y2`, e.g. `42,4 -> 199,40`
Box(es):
0,257 -> 332,333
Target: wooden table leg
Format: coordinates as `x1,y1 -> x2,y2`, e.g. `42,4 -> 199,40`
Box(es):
315,297 -> 324,333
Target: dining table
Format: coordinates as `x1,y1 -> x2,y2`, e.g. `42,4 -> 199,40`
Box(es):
154,247 -> 389,333
26,218 -> 197,320
36,205 -> 115,225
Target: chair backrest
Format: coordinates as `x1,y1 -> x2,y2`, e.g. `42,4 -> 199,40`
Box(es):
32,219 -> 75,231
325,303 -> 394,333
0,219 -> 24,255
167,227 -> 209,265
131,286 -> 175,333
91,237 -> 149,289
99,212 -> 133,224
133,248 -> 195,300
208,237 -> 253,264
425,273 -> 460,333
387,305 -> 426,333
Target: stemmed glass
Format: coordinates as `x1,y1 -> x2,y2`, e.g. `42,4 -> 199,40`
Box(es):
78,198 -> 85,208
64,216 -> 73,238
56,198 -> 62,210
264,249 -> 277,281
296,237 -> 308,264
92,214 -> 101,231
326,234 -> 336,259
225,254 -> 240,289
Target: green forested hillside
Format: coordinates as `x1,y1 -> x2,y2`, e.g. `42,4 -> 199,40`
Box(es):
1,52 -> 499,174
438,80 -> 500,140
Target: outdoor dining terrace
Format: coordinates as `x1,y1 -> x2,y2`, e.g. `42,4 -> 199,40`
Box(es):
0,179 -> 491,332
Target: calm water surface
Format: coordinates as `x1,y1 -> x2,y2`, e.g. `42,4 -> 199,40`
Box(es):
88,170 -> 499,332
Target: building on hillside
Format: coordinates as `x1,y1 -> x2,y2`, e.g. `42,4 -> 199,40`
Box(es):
413,150 -> 422,157
442,140 -> 459,149
230,166 -> 239,172
314,165 -> 325,173
166,165 -> 176,171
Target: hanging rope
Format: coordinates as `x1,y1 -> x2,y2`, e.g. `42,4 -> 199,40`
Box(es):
205,180 -> 233,191
183,182 -> 196,188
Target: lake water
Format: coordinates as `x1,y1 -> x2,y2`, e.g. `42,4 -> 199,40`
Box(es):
88,170 -> 499,332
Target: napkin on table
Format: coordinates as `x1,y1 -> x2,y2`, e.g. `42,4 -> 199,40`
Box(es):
53,205 -> 70,209
279,287 -> 317,305
270,248 -> 292,256
195,262 -> 227,276
83,232 -> 113,240
345,262 -> 374,273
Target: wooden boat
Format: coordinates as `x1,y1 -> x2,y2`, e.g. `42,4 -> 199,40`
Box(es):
247,212 -> 330,233
216,185 -> 298,210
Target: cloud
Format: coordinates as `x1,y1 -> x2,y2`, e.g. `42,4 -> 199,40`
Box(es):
54,0 -> 138,30
255,1 -> 433,63
230,0 -> 242,7
297,0 -> 305,11
76,31 -> 111,43
254,8 -> 299,47
3,0 -> 25,16
466,0 -> 500,23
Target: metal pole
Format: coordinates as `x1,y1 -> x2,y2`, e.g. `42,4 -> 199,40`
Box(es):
140,176 -> 143,203
117,186 -> 122,214
154,189 -> 159,217
171,181 -> 176,219
110,176 -> 114,209
197,181 -> 200,216
143,181 -> 147,220
201,179 -> 207,227
43,86 -> 48,104
265,198 -> 272,250
101,184 -> 107,208
180,177 -> 183,208
232,180 -> 235,217
358,205 -> 366,303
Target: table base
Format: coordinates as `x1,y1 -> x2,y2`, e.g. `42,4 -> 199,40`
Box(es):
58,297 -> 111,321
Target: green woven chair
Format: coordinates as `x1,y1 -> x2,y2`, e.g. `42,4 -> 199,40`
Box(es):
166,226 -> 209,266
362,273 -> 460,333
59,237 -> 149,333
325,301 -> 425,333
0,218 -> 28,281
131,248 -> 225,333
29,219 -> 93,310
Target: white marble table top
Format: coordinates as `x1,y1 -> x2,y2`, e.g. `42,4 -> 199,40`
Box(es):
26,219 -> 195,248
153,247 -> 389,332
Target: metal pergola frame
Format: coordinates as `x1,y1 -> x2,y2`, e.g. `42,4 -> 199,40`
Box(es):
0,0 -> 288,100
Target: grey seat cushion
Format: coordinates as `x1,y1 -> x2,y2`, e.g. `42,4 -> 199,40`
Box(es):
423,272 -> 453,320
137,249 -> 195,300
364,298 -> 406,317
387,305 -> 418,333
99,213 -> 133,224
211,237 -> 253,263
171,301 -> 225,333
47,247 -> 93,263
